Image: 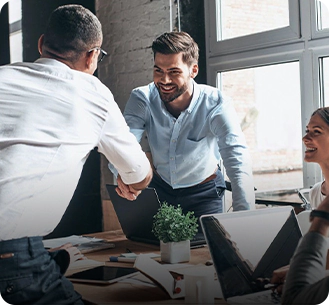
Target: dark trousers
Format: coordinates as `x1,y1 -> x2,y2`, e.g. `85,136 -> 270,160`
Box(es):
0,236 -> 83,305
149,168 -> 226,233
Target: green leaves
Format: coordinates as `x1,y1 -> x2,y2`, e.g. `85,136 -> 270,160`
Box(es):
152,202 -> 198,243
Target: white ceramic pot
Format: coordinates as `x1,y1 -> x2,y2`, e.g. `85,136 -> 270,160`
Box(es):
160,240 -> 190,263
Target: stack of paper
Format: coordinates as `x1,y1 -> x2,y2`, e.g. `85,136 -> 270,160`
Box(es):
43,235 -> 115,254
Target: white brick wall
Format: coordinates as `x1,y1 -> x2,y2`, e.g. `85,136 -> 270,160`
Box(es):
96,0 -> 172,111
96,0 -> 173,199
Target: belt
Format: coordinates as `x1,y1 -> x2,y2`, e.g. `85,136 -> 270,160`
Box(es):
153,169 -> 217,185
199,173 -> 217,184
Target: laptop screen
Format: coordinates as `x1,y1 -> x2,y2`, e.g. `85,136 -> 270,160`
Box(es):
106,184 -> 160,244
200,207 -> 302,300
106,184 -> 207,247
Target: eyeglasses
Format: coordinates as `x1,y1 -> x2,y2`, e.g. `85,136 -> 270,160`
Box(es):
88,47 -> 107,63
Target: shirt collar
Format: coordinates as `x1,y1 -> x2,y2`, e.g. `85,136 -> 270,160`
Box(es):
155,80 -> 200,116
35,58 -> 71,69
186,80 -> 200,113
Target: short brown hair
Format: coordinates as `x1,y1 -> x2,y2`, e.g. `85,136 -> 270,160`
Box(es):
151,31 -> 199,66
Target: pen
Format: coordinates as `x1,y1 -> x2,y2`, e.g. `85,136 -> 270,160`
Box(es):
109,256 -> 136,263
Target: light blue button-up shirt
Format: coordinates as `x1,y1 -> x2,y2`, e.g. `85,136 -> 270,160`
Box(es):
122,81 -> 255,210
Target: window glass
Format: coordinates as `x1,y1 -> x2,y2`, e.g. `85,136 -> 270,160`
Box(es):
316,0 -> 329,31
8,0 -> 22,63
9,31 -> 22,63
219,62 -> 303,192
217,0 -> 290,40
8,0 -> 21,23
322,57 -> 329,106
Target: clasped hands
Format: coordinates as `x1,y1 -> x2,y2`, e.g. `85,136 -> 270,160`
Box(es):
115,175 -> 141,201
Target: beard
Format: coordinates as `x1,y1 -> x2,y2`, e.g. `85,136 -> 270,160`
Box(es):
156,82 -> 189,103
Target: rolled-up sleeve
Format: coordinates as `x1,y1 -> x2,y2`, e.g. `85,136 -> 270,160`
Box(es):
211,98 -> 255,211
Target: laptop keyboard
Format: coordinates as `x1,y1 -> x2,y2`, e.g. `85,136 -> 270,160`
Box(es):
190,233 -> 206,247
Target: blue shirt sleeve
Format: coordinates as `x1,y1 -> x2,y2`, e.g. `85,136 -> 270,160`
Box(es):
210,96 -> 255,210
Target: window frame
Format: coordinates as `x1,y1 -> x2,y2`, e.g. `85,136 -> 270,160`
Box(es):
205,0 -> 301,57
8,0 -> 22,63
204,0 -> 325,192
311,0 -> 329,38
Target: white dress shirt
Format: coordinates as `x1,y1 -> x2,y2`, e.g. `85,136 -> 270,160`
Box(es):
0,58 -> 150,240
309,181 -> 325,209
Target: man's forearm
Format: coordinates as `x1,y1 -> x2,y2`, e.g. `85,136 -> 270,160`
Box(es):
309,213 -> 329,236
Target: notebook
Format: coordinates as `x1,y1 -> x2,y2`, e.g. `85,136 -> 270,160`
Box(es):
200,207 -> 302,304
106,184 -> 206,247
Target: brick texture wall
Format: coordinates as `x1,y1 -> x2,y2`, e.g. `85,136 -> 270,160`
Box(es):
96,0 -> 173,201
96,0 -> 171,112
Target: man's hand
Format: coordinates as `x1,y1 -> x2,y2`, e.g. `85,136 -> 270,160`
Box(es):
116,175 -> 141,201
49,243 -> 85,264
270,265 -> 289,294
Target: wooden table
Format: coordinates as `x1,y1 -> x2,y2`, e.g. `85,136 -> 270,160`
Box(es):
69,231 -> 224,304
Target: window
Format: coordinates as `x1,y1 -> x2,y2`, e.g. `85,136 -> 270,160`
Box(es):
321,57 -> 329,106
205,0 -> 326,207
8,0 -> 22,63
206,0 -> 300,56
316,0 -> 329,31
219,63 -> 303,192
218,0 -> 289,40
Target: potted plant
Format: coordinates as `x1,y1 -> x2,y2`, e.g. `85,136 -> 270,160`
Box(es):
152,202 -> 198,263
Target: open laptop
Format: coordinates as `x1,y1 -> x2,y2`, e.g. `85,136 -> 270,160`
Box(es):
106,184 -> 206,247
200,207 -> 302,304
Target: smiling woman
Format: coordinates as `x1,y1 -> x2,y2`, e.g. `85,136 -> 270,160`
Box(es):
303,107 -> 329,208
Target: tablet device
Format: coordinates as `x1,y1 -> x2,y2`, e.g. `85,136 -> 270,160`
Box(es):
67,266 -> 139,285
